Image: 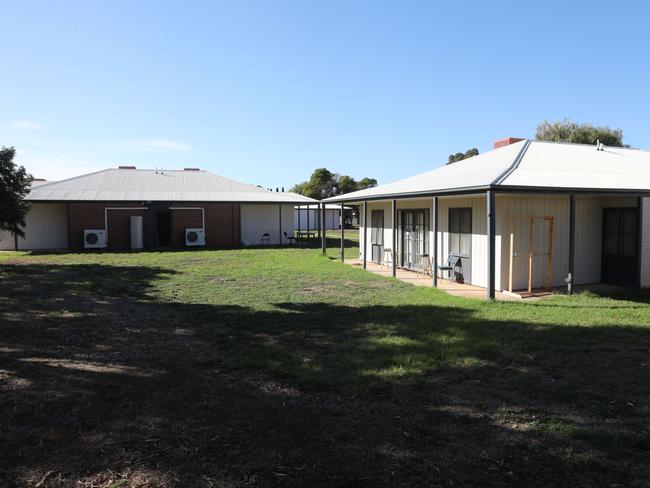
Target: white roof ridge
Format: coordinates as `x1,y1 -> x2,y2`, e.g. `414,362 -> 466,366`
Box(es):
531,139 -> 639,150
492,139 -> 531,186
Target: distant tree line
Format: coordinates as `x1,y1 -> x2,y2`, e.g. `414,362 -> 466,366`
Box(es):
446,119 -> 627,166
447,147 -> 479,165
290,168 -> 377,199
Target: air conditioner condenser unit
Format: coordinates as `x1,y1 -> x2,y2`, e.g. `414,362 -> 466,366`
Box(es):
84,229 -> 107,249
185,228 -> 205,246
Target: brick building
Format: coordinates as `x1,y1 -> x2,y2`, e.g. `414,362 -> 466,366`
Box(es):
0,167 -> 319,251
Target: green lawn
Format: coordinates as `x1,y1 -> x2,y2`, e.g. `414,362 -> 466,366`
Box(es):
1,230 -> 649,487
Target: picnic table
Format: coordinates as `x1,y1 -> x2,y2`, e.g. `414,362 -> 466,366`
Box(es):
296,230 -> 316,246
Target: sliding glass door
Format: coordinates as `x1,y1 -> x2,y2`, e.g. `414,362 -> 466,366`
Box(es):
399,209 -> 429,269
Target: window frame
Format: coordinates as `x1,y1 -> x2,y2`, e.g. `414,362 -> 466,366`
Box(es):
370,209 -> 384,246
448,207 -> 472,257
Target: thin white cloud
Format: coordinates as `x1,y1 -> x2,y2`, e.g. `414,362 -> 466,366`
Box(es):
11,120 -> 44,130
141,139 -> 192,152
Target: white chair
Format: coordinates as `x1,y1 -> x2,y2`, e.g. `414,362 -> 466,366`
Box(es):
416,254 -> 432,277
382,247 -> 393,269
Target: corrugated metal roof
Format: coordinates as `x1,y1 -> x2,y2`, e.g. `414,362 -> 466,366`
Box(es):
324,140 -> 650,202
28,168 -> 319,203
500,141 -> 650,190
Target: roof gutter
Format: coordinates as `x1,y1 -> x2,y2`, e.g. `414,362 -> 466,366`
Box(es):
323,185 -> 492,203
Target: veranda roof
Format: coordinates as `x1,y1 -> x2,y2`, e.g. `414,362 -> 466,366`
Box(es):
324,140 -> 650,203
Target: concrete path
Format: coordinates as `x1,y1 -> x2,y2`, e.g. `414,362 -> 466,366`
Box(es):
343,259 -> 521,301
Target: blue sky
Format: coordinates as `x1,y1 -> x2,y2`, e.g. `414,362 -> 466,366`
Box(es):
1,1 -> 649,188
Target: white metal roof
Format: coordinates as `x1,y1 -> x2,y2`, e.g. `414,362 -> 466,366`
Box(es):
500,141 -> 650,190
28,168 -> 319,204
324,140 -> 650,202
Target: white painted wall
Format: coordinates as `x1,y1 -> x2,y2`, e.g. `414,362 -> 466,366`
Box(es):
294,208 -> 340,230
497,195 -> 637,291
361,201 -> 393,263
437,196 -> 488,287
0,203 -> 68,250
240,204 -> 295,246
573,196 -> 637,285
496,195 -> 569,291
358,194 -> 643,291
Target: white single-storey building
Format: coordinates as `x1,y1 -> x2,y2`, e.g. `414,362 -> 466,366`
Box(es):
294,204 -> 352,230
0,166 -> 318,251
323,138 -> 650,299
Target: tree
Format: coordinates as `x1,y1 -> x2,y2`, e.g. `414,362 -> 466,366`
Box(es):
303,168 -> 336,199
357,177 -> 378,189
535,119 -> 625,147
0,147 -> 33,238
447,147 -> 479,165
288,181 -> 307,195
336,175 -> 358,195
290,169 -> 378,199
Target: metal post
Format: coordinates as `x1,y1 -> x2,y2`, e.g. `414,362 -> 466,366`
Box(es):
363,201 -> 368,269
298,205 -> 301,232
392,199 -> 397,277
487,190 -> 496,300
317,203 -> 321,240
321,203 -> 326,254
432,196 -> 438,287
340,202 -> 345,261
567,194 -> 576,294
307,204 -> 310,233
637,196 -> 643,289
279,204 -> 282,245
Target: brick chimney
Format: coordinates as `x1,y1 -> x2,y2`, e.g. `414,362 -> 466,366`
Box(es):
494,137 -> 525,149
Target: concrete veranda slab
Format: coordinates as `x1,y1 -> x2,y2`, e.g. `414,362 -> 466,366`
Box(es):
343,259 -> 523,301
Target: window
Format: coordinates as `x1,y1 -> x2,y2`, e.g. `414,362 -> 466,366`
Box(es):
449,208 -> 471,256
371,210 -> 384,246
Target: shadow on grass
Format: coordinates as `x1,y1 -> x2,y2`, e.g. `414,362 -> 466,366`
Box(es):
0,264 -> 649,486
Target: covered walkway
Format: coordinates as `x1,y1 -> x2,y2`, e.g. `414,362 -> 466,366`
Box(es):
344,259 -> 521,301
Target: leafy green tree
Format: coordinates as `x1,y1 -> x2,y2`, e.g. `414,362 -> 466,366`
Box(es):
535,119 -> 624,147
290,169 -> 378,199
357,177 -> 378,189
0,147 -> 33,238
302,168 -> 336,199
288,181 -> 307,195
336,175 -> 358,195
447,147 -> 479,165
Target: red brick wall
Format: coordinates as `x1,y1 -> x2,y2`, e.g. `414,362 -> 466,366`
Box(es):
68,203 -> 144,251
170,208 -> 204,248
68,202 -> 240,251
493,137 -> 525,149
170,204 -> 240,248
206,204 -> 240,247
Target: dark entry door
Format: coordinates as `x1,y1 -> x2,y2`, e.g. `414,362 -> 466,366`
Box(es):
157,211 -> 171,247
602,207 -> 638,286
